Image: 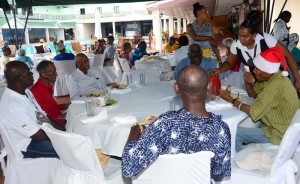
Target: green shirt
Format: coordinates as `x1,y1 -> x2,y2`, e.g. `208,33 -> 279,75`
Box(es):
250,71 -> 299,145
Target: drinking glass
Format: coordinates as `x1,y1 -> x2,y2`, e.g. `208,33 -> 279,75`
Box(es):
139,73 -> 145,85
208,83 -> 217,101
126,73 -> 133,86
85,99 -> 95,116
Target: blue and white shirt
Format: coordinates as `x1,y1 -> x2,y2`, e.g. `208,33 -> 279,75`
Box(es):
122,109 -> 231,180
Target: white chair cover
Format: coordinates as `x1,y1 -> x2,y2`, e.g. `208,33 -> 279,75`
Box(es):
92,54 -> 113,84
104,66 -> 118,82
132,151 -> 214,184
130,68 -> 160,84
0,123 -> 59,184
117,57 -> 131,85
231,109 -> 300,184
42,123 -> 127,184
93,54 -> 105,69
53,60 -> 76,96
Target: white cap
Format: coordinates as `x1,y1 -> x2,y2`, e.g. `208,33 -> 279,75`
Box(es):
235,151 -> 273,171
56,42 -> 65,51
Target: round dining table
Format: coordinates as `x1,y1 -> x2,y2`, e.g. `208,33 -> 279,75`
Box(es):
66,81 -> 249,158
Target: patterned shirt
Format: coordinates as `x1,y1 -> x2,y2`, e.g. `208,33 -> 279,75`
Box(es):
250,71 -> 299,145
173,57 -> 216,79
122,109 -> 231,181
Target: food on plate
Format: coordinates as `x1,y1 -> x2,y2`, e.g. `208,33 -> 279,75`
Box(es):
143,116 -> 157,124
85,91 -> 106,98
106,98 -> 118,106
113,84 -> 128,89
143,56 -> 164,62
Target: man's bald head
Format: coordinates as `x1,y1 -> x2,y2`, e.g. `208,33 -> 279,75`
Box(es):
177,65 -> 208,95
5,61 -> 28,82
75,53 -> 89,72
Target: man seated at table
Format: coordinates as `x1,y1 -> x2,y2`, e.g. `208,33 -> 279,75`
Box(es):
130,41 -> 148,66
122,65 -> 231,182
68,53 -> 107,99
173,43 -> 215,79
31,60 -> 70,125
0,61 -> 59,158
1,46 -> 11,65
103,36 -> 116,67
171,35 -> 189,70
219,47 -> 298,152
53,42 -> 75,61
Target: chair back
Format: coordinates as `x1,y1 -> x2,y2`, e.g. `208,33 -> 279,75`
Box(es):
42,124 -> 104,177
92,54 -> 105,69
130,68 -> 160,84
54,60 -> 76,75
132,151 -> 213,184
271,110 -> 300,174
118,57 -> 131,73
0,123 -> 23,162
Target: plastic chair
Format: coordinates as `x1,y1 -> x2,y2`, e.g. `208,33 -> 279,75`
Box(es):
132,151 -> 214,184
0,123 -> 59,184
42,123 -> 128,184
231,109 -> 300,184
53,60 -> 76,96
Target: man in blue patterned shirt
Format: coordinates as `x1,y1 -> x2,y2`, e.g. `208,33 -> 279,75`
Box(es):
122,65 -> 231,182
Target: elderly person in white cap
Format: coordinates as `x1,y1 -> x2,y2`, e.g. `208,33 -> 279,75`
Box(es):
53,41 -> 75,61
16,48 -> 34,70
220,47 -> 298,152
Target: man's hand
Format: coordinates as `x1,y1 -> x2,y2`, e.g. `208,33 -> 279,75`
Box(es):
219,88 -> 234,103
244,72 -> 255,85
208,37 -> 217,46
126,124 -> 146,143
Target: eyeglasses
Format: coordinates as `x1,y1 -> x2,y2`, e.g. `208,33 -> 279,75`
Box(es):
200,11 -> 209,15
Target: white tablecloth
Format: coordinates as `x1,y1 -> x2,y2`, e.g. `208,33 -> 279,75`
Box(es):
135,59 -> 171,73
66,81 -> 248,157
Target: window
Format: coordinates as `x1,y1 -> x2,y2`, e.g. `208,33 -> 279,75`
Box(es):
80,8 -> 85,15
114,6 -> 119,13
97,7 -> 102,14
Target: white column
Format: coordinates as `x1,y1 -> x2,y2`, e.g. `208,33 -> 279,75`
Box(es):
152,9 -> 162,51
168,16 -> 174,37
177,18 -> 182,34
0,29 -> 3,41
25,28 -> 30,45
163,18 -> 167,32
45,28 -> 49,42
112,21 -> 116,37
182,18 -> 187,33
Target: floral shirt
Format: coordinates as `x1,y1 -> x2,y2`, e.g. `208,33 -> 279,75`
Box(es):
122,109 -> 231,181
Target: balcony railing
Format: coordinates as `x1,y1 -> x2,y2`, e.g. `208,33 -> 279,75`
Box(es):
0,9 -> 148,21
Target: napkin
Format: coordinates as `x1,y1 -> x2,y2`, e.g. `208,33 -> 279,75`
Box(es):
81,109 -> 108,124
110,115 -> 137,125
111,88 -> 131,94
205,100 -> 233,110
71,100 -> 85,104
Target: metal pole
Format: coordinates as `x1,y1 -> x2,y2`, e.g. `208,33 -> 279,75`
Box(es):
20,0 -> 33,48
269,0 -> 275,34
3,9 -> 16,44
12,0 -> 19,50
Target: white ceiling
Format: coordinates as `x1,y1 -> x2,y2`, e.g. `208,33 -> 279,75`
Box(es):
147,0 -> 244,18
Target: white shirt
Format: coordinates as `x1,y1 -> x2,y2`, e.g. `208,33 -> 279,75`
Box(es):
273,19 -> 289,46
171,45 -> 189,67
104,43 -> 116,66
0,88 -> 43,153
68,68 -> 106,99
230,32 -> 277,62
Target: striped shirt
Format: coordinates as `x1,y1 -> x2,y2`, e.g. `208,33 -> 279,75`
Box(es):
250,71 -> 299,144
